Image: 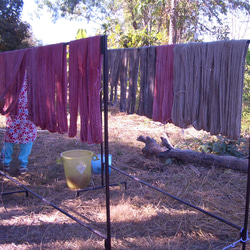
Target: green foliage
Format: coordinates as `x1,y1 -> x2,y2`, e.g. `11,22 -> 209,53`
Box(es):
119,27 -> 167,48
196,135 -> 248,158
98,0 -> 168,48
36,0 -> 112,22
36,0 -> 250,47
243,50 -> 250,109
211,25 -> 230,40
76,28 -> 87,39
0,0 -> 35,51
241,110 -> 250,134
100,16 -> 124,48
242,49 -> 250,134
178,133 -> 248,158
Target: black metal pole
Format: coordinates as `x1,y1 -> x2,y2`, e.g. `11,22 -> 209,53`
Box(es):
100,86 -> 104,186
1,189 -> 28,196
240,41 -> 250,249
101,35 -> 112,250
241,138 -> 250,249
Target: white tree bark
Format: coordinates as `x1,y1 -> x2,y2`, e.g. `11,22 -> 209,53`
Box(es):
169,0 -> 177,44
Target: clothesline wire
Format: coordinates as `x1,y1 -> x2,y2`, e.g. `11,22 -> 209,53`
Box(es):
1,37 -> 250,250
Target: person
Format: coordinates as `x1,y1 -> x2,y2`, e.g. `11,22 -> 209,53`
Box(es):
1,76 -> 37,174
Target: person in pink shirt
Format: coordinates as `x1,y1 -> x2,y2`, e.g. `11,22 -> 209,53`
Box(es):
1,76 -> 37,174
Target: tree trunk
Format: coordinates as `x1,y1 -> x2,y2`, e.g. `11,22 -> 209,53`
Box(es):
137,136 -> 249,172
168,0 -> 177,44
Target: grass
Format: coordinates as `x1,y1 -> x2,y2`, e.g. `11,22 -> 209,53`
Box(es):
0,106 -> 249,249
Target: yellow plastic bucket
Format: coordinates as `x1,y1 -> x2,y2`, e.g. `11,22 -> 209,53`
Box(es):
60,150 -> 94,189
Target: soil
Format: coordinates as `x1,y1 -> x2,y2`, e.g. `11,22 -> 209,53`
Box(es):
0,108 -> 249,250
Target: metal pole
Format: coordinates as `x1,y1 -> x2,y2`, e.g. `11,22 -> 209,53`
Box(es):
100,87 -> 104,186
101,35 -> 112,250
241,41 -> 250,249
241,138 -> 250,249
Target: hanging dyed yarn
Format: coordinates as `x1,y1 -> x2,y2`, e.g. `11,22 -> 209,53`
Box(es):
0,49 -> 26,116
68,36 -> 103,144
127,48 -> 140,114
26,43 -> 68,133
171,40 -> 249,139
152,44 -> 175,123
137,46 -> 156,119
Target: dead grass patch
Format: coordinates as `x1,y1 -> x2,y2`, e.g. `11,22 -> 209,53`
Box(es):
0,108 -> 249,249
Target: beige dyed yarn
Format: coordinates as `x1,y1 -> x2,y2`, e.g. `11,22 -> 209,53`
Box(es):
172,40 -> 249,139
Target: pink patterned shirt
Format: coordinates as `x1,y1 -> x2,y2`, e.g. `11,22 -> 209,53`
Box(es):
4,78 -> 37,144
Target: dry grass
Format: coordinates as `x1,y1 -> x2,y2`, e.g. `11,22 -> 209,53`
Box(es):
0,107 -> 249,250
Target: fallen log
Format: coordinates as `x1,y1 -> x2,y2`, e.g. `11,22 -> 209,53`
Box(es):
137,136 -> 249,173
137,136 -> 166,157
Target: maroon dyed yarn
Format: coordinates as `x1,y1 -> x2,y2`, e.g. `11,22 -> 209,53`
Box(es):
69,36 -> 103,144
0,49 -> 26,116
153,44 -> 175,124
26,43 -> 68,133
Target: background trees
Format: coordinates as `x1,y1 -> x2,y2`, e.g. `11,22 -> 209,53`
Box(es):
0,0 -> 36,51
35,0 -> 250,48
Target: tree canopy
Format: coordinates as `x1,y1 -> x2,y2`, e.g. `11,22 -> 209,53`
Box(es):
0,0 -> 35,51
35,0 -> 250,48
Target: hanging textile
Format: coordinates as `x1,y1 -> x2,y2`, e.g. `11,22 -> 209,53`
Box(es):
108,49 -> 120,105
152,44 -> 175,123
171,40 -> 249,139
68,36 -> 103,144
26,43 -> 68,133
137,47 -> 156,119
0,49 -> 26,116
171,43 -> 185,128
107,49 -> 128,111
119,50 -> 128,112
127,48 -> 140,114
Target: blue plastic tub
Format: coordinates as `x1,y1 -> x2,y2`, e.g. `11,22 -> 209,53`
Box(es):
92,154 -> 112,174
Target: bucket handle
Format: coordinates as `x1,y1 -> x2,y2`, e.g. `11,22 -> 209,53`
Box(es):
92,153 -> 99,161
56,152 -> 100,164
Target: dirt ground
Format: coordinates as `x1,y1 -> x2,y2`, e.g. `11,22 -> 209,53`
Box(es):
0,109 -> 249,250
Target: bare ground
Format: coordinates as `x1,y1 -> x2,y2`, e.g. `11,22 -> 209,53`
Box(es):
0,108 -> 249,250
